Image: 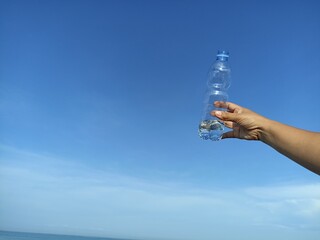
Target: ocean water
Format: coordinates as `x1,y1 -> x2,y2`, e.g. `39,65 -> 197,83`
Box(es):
0,231 -> 131,240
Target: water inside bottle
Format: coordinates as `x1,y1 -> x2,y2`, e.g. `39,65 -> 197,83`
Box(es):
198,119 -> 224,141
198,120 -> 224,141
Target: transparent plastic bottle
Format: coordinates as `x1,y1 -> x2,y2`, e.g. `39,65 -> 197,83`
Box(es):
198,50 -> 231,141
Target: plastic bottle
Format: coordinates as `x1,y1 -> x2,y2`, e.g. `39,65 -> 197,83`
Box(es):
198,50 -> 231,141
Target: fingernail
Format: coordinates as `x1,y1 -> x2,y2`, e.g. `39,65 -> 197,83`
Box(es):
215,111 -> 222,117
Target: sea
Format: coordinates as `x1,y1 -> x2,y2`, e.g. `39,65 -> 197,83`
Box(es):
0,231 -> 133,240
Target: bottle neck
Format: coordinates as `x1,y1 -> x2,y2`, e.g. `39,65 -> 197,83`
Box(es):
216,56 -> 229,62
217,57 -> 228,62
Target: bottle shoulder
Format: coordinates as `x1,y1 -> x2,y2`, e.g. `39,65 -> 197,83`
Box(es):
212,61 -> 231,71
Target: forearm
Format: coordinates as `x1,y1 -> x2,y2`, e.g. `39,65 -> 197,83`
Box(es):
260,120 -> 320,175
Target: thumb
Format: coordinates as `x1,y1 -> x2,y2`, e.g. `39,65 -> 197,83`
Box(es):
213,110 -> 237,122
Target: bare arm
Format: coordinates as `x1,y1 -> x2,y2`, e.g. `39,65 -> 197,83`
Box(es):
212,102 -> 320,175
261,120 -> 320,175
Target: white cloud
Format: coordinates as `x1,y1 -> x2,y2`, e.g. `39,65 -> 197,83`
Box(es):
246,184 -> 320,217
0,145 -> 319,240
246,184 -> 320,200
243,183 -> 320,232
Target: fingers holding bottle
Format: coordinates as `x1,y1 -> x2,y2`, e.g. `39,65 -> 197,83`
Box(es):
211,109 -> 238,122
214,101 -> 243,113
211,101 -> 269,141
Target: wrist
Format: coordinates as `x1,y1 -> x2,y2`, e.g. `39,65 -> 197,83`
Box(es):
259,118 -> 275,143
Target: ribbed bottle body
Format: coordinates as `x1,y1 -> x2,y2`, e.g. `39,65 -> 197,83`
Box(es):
199,50 -> 231,141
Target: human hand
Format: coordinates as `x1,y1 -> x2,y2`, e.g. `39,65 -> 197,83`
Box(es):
211,102 -> 269,140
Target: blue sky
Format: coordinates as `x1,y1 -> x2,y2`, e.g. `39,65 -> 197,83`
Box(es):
0,0 -> 320,239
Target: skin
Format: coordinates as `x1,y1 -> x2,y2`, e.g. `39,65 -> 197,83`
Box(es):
212,101 -> 320,175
